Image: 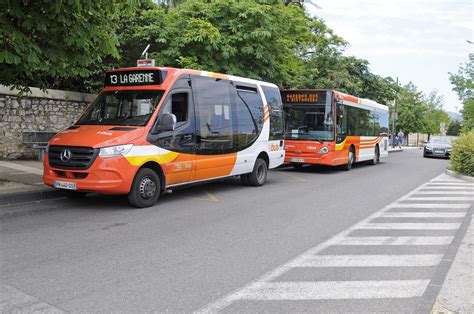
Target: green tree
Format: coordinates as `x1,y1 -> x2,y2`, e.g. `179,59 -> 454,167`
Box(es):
396,82 -> 427,138
422,90 -> 450,139
447,120 -> 462,136
0,0 -> 139,91
449,53 -> 474,130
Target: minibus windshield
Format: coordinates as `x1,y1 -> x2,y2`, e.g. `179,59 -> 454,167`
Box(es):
285,104 -> 334,141
77,90 -> 164,126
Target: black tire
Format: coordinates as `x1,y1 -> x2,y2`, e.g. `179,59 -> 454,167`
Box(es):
293,163 -> 304,170
128,168 -> 160,208
246,158 -> 268,187
240,174 -> 250,186
61,190 -> 87,199
369,145 -> 380,165
342,147 -> 355,171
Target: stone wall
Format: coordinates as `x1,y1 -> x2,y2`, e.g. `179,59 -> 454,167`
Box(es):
0,85 -> 95,160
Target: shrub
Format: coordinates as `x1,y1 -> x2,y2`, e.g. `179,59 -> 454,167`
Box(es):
450,131 -> 474,176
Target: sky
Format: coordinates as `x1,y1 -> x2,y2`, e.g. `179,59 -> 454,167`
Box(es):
306,0 -> 473,113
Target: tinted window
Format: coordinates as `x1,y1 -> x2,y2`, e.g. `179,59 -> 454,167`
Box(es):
236,87 -> 264,132
337,103 -> 389,137
160,92 -> 189,127
262,86 -> 284,140
192,76 -> 261,154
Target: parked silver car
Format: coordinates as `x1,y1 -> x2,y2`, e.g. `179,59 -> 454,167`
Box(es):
423,137 -> 452,158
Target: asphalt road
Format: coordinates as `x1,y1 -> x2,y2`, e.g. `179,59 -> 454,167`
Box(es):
1,149 -> 471,313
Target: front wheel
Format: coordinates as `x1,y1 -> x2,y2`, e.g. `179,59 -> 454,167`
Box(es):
128,168 -> 160,208
342,148 -> 355,171
243,158 -> 268,187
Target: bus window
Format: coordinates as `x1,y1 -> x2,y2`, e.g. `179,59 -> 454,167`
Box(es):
262,86 -> 284,141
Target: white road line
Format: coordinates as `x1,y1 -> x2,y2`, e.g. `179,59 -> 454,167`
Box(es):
291,254 -> 443,267
390,203 -> 471,209
415,191 -> 474,195
335,236 -> 454,246
382,212 -> 467,218
236,280 -> 431,300
426,183 -> 473,186
196,173 -> 466,313
407,197 -> 474,201
359,223 -> 461,230
421,186 -> 474,190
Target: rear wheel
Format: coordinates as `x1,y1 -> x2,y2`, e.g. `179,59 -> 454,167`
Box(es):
61,190 -> 87,199
369,145 -> 380,165
128,168 -> 160,208
244,158 -> 268,187
342,147 -> 355,171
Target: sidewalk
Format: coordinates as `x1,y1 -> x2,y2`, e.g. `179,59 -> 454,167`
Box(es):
388,145 -> 422,153
432,213 -> 473,314
0,160 -> 61,205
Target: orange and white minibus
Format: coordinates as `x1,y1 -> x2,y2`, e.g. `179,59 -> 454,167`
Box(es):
282,89 -> 389,170
43,66 -> 285,207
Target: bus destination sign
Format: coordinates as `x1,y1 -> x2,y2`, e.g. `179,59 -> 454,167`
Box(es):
281,91 -> 326,104
105,70 -> 163,87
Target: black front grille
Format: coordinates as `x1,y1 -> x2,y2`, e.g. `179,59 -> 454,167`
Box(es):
48,146 -> 98,170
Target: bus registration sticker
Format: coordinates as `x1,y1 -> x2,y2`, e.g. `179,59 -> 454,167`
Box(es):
291,158 -> 305,163
54,181 -> 77,190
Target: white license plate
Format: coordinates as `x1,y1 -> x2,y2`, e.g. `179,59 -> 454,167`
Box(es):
291,158 -> 305,163
54,181 -> 77,190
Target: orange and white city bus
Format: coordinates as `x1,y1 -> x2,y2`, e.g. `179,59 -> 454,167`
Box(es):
282,89 -> 389,170
43,66 -> 285,207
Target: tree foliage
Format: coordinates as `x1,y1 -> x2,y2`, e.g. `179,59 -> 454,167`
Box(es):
422,90 -> 450,137
450,53 -> 474,130
0,0 -> 140,91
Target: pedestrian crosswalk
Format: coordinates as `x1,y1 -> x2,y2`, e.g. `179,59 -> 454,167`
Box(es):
198,174 -> 473,313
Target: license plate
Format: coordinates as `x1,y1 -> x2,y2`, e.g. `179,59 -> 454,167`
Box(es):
434,149 -> 444,153
291,158 -> 305,163
54,181 -> 77,190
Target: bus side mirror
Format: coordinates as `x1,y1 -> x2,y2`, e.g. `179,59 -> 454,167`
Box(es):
151,113 -> 177,134
159,113 -> 177,131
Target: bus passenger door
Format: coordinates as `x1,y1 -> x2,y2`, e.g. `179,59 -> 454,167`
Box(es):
148,83 -> 195,186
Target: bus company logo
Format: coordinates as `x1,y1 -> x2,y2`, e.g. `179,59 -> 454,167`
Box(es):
270,143 -> 280,151
60,149 -> 72,162
307,146 -> 317,150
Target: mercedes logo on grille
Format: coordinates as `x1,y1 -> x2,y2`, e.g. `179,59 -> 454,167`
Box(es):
60,149 -> 72,162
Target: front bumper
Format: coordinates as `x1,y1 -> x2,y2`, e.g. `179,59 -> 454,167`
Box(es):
43,154 -> 137,194
285,152 -> 338,166
424,149 -> 450,158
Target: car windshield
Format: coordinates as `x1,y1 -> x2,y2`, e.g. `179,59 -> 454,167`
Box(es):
430,138 -> 451,144
284,104 -> 334,141
77,90 -> 164,126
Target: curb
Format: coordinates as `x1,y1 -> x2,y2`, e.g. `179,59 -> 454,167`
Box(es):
445,169 -> 474,183
388,149 -> 403,153
0,189 -> 63,206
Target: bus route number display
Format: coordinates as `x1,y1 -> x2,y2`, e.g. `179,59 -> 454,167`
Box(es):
105,70 -> 163,87
281,91 -> 326,104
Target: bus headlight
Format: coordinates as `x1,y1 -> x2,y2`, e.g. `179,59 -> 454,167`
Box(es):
99,144 -> 133,158
318,147 -> 329,154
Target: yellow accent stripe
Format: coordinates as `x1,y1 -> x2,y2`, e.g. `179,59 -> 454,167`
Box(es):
335,138 -> 347,151
126,151 -> 179,167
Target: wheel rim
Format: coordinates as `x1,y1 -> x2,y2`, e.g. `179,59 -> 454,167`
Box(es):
348,151 -> 354,166
139,176 -> 157,199
256,164 -> 265,182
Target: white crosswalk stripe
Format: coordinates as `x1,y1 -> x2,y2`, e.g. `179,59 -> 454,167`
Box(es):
291,254 -> 443,267
236,280 -> 431,300
407,196 -> 474,201
335,236 -> 454,246
390,203 -> 471,208
359,223 -> 461,229
382,212 -> 467,218
197,173 -> 472,313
